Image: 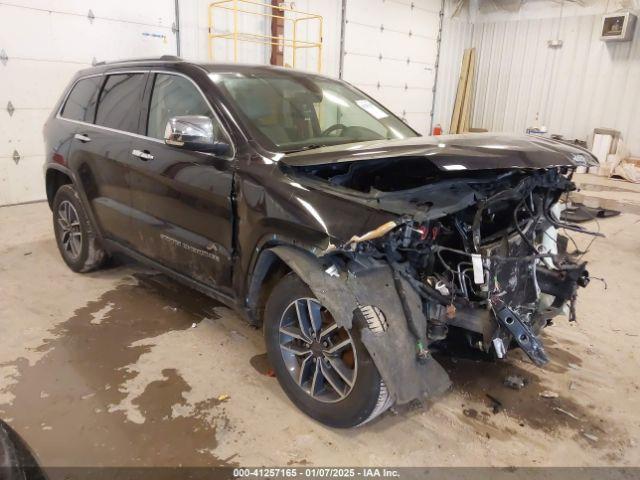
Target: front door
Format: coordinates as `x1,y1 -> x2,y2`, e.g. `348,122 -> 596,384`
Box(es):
127,72 -> 235,293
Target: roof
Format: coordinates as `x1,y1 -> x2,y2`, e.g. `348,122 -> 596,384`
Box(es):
84,56 -> 331,80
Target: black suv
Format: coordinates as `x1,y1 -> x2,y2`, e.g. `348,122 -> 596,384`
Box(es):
44,57 -> 594,427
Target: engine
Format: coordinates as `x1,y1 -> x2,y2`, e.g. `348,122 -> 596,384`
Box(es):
326,167 -> 596,366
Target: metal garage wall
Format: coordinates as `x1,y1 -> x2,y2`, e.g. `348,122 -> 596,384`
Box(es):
434,6 -> 640,156
432,18 -> 473,134
342,0 -> 444,135
0,0 -> 178,206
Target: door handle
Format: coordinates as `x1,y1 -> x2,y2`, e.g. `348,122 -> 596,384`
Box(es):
74,133 -> 91,143
131,149 -> 154,161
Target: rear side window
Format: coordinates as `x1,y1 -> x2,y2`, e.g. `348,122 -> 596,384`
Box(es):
95,73 -> 146,133
61,77 -> 102,122
146,73 -> 226,142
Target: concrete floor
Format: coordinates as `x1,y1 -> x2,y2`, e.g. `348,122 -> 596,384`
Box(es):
1,178 -> 639,467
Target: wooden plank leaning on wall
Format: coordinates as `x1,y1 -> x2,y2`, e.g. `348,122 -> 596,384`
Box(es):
449,47 -> 475,134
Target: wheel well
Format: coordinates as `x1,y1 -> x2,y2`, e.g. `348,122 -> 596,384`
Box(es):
46,169 -> 72,209
247,250 -> 292,326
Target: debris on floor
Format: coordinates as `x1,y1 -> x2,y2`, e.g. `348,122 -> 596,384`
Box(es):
485,394 -> 503,414
582,432 -> 599,443
217,394 -> 230,402
462,408 -> 478,419
561,204 -> 621,223
554,407 -> 581,421
504,375 -> 526,390
539,390 -> 559,399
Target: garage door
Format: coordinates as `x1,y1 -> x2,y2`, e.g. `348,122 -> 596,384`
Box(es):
0,0 -> 177,206
342,0 -> 442,135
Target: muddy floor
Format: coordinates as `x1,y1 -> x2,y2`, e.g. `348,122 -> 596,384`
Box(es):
0,201 -> 638,467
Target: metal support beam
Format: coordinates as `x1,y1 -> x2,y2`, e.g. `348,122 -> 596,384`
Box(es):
429,0 -> 445,134
338,0 -> 347,79
174,0 -> 181,56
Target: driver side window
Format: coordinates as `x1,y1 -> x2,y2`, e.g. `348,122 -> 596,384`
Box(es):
146,73 -> 227,142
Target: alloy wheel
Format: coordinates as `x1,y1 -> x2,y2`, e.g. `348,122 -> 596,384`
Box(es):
57,200 -> 82,260
278,298 -> 358,403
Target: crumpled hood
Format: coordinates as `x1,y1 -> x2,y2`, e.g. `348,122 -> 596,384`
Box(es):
282,133 -> 597,171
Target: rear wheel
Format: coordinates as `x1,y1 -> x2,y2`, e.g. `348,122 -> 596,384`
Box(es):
52,184 -> 107,273
264,273 -> 392,427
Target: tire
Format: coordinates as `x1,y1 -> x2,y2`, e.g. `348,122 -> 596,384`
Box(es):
52,184 -> 107,273
264,273 -> 392,428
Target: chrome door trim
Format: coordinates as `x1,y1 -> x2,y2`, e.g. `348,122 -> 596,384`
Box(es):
73,133 -> 91,142
131,149 -> 154,161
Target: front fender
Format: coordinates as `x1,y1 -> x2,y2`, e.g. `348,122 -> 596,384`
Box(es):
268,245 -> 451,405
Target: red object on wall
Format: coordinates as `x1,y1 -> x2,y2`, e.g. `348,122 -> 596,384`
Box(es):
432,124 -> 443,136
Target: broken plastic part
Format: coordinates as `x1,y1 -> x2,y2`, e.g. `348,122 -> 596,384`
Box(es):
434,281 -> 450,296
492,338 -> 506,359
325,264 -> 339,277
346,220 -> 399,247
471,253 -> 484,284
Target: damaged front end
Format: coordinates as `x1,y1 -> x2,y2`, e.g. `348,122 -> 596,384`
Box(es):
280,152 -> 600,404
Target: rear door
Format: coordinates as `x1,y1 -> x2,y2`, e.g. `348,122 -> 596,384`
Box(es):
65,71 -> 147,247
127,71 -> 236,293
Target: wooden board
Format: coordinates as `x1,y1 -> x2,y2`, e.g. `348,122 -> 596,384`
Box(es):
449,49 -> 470,134
449,48 -> 476,134
460,48 -> 476,133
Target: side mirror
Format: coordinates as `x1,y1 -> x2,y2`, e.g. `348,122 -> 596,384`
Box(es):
164,115 -> 230,156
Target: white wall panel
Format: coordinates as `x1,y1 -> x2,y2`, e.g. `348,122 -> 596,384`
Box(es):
2,0 -> 447,205
0,0 -> 177,206
434,4 -> 640,155
179,0 -> 340,76
1,0 -> 344,206
342,0 -> 444,134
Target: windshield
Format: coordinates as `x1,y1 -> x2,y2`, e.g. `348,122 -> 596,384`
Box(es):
209,71 -> 418,152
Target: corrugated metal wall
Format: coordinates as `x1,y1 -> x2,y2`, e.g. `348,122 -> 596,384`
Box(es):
434,14 -> 640,155
433,18 -> 473,133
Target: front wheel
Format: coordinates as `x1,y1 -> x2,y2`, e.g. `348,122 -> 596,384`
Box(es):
264,273 -> 392,428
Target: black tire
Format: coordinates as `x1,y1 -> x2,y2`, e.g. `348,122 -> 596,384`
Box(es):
264,273 -> 392,428
52,184 -> 107,273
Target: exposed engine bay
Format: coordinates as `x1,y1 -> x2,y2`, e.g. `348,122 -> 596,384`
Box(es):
289,162 -> 599,369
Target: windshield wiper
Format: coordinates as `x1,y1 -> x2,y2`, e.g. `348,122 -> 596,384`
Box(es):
285,144 -> 329,153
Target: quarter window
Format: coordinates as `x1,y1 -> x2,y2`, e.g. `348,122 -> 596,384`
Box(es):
95,73 -> 146,133
146,74 -> 226,143
61,77 -> 102,122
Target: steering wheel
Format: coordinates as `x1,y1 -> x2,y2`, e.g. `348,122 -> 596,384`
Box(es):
321,123 -> 347,136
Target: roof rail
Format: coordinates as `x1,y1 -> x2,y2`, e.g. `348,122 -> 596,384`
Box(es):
93,55 -> 183,66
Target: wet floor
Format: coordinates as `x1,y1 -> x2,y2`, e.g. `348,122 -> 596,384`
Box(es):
0,269 -> 620,465
0,273 -> 233,466
435,347 -> 608,443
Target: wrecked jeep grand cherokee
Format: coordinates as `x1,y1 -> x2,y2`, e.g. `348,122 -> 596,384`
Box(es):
44,60 -> 598,428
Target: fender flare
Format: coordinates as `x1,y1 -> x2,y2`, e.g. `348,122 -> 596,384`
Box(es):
267,245 -> 451,405
45,164 -> 106,244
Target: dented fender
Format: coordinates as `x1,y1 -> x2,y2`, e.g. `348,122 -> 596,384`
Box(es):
268,245 -> 451,404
